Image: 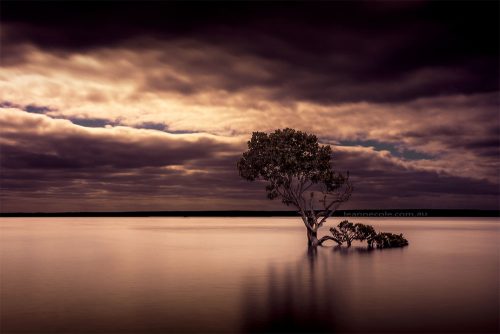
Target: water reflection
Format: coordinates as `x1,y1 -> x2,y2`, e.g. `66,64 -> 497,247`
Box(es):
241,242 -> 497,333
242,248 -> 340,333
0,218 -> 497,333
331,244 -> 375,255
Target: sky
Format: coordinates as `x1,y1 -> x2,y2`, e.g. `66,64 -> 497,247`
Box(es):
0,1 -> 499,212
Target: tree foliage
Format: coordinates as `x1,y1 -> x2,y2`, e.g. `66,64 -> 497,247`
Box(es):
238,128 -> 345,202
327,220 -> 409,249
329,220 -> 377,246
369,232 -> 409,249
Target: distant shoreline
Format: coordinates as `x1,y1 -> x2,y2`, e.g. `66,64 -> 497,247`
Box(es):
1,209 -> 498,218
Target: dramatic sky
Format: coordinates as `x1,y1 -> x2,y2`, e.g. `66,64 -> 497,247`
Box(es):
1,1 -> 499,212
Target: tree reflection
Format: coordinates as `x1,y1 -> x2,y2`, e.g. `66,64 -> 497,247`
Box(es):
241,249 -> 342,333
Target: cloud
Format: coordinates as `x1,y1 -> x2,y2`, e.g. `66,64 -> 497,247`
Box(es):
2,1 -> 498,103
331,146 -> 499,210
0,108 -> 497,212
0,1 -> 498,211
0,108 -> 240,169
0,44 -> 498,212
0,108 -> 260,211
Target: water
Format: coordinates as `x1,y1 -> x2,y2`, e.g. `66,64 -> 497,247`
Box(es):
0,217 -> 498,333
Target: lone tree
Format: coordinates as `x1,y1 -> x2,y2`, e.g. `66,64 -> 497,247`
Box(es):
237,128 -> 353,247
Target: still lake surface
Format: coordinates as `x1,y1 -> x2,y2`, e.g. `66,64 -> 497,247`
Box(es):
0,217 -> 498,333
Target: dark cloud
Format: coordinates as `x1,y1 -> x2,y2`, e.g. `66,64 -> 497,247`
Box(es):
1,1 -> 498,104
0,109 -> 261,211
0,110 -> 238,170
401,119 -> 500,164
332,147 -> 499,209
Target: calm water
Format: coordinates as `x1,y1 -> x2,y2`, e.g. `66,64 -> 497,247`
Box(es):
0,217 -> 498,333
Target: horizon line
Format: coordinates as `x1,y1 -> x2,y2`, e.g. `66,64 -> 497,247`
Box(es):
1,209 -> 498,218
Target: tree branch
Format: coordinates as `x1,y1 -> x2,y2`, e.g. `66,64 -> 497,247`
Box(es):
317,199 -> 343,227
316,179 -> 353,227
318,235 -> 342,246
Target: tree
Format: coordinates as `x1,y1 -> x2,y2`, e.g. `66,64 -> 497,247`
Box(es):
368,232 -> 409,248
237,128 -> 353,247
328,221 -> 408,248
329,220 -> 377,247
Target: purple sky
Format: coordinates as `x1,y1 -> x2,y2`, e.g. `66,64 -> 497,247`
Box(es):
0,1 -> 498,212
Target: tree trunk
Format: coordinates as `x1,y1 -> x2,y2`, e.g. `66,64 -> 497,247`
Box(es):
307,229 -> 319,247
